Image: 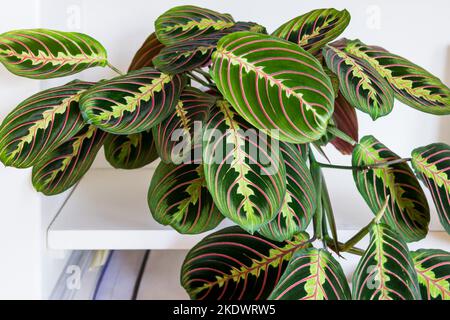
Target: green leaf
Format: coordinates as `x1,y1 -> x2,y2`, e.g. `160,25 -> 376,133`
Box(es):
411,143 -> 450,234
352,222 -> 421,300
155,5 -> 235,45
104,131 -> 158,169
153,37 -> 218,74
32,125 -> 106,195
259,142 -> 316,241
272,8 -> 350,54
79,67 -> 186,135
268,248 -> 351,300
0,80 -> 93,168
128,32 -> 164,72
153,22 -> 267,74
343,39 -> 450,115
0,29 -> 107,79
211,31 -> 335,144
202,100 -> 287,234
153,87 -> 215,164
181,225 -> 310,300
323,45 -> 394,120
411,249 -> 450,300
352,135 -> 430,242
148,161 -> 223,234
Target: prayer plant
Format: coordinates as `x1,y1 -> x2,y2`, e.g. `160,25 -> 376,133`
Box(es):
1,5 -> 449,300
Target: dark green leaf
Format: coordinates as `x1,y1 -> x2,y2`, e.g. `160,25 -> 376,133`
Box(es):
153,87 -> 215,164
181,225 -> 310,300
352,222 -> 421,300
0,80 -> 93,168
411,249 -> 450,300
155,5 -> 235,45
323,45 -> 394,119
272,8 -> 351,54
0,29 -> 107,79
148,161 -> 223,234
32,125 -> 106,195
411,143 -> 450,234
79,67 -> 186,135
343,39 -> 450,115
203,100 -> 286,234
104,131 -> 158,169
211,31 -> 335,144
352,135 -> 430,242
269,248 -> 351,300
259,142 -> 316,241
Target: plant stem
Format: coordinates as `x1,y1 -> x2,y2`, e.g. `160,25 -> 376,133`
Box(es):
327,126 -> 357,145
339,197 -> 389,253
316,158 -> 412,171
325,238 -> 365,256
187,71 -> 215,89
193,68 -> 213,83
309,152 -> 324,240
107,62 -> 124,75
321,174 -> 340,254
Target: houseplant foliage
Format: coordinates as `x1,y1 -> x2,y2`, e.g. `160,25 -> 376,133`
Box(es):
0,5 -> 449,300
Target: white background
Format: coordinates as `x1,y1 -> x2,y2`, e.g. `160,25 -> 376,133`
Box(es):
0,0 -> 449,298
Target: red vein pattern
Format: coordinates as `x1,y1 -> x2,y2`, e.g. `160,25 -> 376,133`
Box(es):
202,101 -> 286,234
269,248 -> 351,300
153,22 -> 267,74
259,142 -> 316,241
155,5 -> 235,45
343,39 -> 450,115
153,87 -> 215,164
352,223 -> 421,300
79,67 -> 186,135
32,125 -> 106,195
211,32 -> 335,144
148,161 -> 224,234
0,29 -> 107,79
181,226 -> 310,300
411,143 -> 450,234
323,44 -> 394,120
272,8 -> 350,54
352,135 -> 430,242
0,80 -> 93,168
104,130 -> 158,169
411,249 -> 450,300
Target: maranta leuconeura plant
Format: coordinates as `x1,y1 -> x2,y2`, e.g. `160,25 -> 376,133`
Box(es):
1,5 -> 449,300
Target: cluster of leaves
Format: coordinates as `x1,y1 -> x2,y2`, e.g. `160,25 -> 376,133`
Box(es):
0,5 -> 449,300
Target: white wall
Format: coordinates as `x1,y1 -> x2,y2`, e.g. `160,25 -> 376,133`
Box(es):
0,0 -> 449,298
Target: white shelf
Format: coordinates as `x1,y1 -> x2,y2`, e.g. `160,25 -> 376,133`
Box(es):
47,168 -> 450,251
47,168 -> 232,250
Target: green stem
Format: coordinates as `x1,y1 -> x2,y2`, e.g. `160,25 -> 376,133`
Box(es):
107,62 -> 124,75
193,68 -> 213,83
187,71 -> 215,89
325,238 -> 365,256
309,153 -> 324,240
327,126 -> 356,145
316,158 -> 412,171
339,197 -> 389,253
321,174 -> 340,254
